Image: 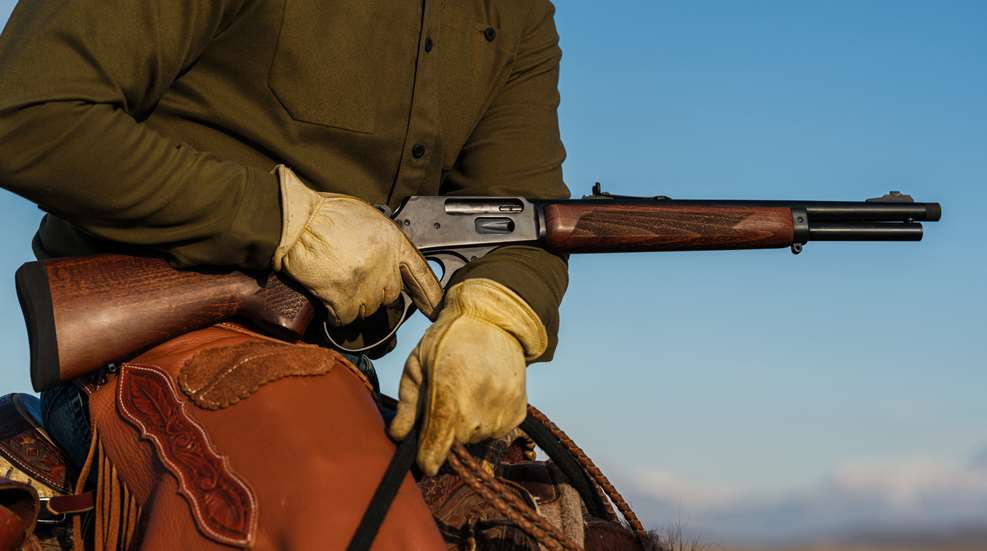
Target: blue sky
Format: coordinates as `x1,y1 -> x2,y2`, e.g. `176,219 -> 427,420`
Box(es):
1,0 -> 984,545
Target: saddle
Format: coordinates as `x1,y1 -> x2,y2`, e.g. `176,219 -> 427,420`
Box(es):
0,393 -> 82,550
0,323 -> 655,550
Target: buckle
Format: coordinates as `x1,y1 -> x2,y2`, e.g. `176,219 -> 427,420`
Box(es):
37,497 -> 67,525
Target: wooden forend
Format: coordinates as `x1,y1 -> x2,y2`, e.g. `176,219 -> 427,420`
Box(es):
542,203 -> 795,253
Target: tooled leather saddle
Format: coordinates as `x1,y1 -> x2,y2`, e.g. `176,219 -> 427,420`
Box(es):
0,393 -> 88,550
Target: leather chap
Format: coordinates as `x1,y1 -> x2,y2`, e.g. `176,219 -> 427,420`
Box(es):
85,323 -> 445,550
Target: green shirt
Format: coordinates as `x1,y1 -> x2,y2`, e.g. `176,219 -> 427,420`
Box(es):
0,0 -> 569,359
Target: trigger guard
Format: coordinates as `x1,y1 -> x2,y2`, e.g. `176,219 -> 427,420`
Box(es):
322,291 -> 415,354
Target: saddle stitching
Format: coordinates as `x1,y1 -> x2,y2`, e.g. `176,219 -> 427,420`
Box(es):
116,363 -> 257,548
0,398 -> 69,494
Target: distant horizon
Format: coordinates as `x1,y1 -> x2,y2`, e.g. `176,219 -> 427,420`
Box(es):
1,0 -> 984,545
722,525 -> 987,551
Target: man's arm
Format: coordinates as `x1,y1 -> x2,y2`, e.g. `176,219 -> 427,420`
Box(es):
390,0 -> 569,474
441,0 -> 569,361
0,0 -> 280,269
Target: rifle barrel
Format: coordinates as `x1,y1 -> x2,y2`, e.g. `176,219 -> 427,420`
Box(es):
799,202 -> 939,222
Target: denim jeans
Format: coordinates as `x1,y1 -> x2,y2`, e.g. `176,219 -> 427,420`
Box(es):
42,352 -> 385,472
40,384 -> 92,474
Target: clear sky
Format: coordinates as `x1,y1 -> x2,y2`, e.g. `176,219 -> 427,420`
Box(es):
0,0 -> 984,545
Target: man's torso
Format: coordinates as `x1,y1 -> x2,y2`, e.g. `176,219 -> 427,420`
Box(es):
34,0 -> 538,258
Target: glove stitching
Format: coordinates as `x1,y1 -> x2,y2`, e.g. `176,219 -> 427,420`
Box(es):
399,262 -> 425,299
323,302 -> 341,326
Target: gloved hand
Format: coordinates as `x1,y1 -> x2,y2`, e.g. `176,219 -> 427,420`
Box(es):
389,278 -> 548,476
272,165 -> 442,326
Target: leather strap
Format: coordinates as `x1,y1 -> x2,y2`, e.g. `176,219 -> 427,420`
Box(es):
46,493 -> 94,515
347,427 -> 419,551
37,492 -> 94,525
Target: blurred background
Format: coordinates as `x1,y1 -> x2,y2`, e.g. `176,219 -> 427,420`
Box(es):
1,1 -> 984,549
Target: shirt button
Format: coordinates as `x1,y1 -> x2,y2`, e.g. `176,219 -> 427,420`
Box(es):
412,144 -> 427,159
424,37 -> 434,52
483,27 -> 497,42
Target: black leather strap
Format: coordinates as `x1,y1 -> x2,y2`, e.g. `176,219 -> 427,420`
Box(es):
346,427 -> 419,551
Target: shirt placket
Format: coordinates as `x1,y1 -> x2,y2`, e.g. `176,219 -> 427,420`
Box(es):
388,0 -> 443,208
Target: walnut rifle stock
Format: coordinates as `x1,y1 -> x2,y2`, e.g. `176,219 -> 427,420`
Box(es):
15,186 -> 941,391
16,255 -> 314,391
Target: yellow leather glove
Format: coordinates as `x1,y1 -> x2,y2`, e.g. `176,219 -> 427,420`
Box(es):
272,165 -> 442,326
390,278 -> 548,476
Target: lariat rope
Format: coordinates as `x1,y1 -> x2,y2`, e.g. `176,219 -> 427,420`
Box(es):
526,405 -> 650,544
448,442 -> 582,551
447,405 -> 652,551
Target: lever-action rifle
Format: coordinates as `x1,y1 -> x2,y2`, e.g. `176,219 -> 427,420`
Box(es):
15,184 -> 941,391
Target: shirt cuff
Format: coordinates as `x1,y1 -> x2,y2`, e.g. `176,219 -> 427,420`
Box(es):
446,245 -> 568,363
227,167 -> 283,270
